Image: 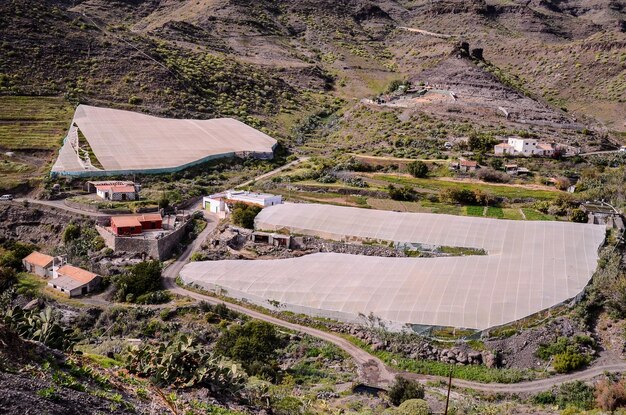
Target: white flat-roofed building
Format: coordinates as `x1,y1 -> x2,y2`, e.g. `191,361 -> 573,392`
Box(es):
203,190 -> 282,217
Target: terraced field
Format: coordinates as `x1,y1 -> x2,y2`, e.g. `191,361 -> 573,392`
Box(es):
0,96 -> 73,191
0,96 -> 73,150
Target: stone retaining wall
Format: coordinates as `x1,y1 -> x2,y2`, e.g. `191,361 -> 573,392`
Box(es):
96,220 -> 190,260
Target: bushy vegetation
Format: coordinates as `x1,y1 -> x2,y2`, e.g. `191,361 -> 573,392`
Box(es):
387,184 -> 418,201
113,260 -> 167,303
1,306 -> 75,350
407,161 -> 428,178
536,335 -> 593,373
126,334 -> 245,392
216,320 -> 286,380
387,376 -> 425,406
231,203 -> 262,229
440,188 -> 496,206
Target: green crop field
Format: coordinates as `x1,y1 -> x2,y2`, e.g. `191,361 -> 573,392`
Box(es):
466,205 -> 485,216
522,208 -> 557,221
0,96 -> 73,150
373,174 -> 560,201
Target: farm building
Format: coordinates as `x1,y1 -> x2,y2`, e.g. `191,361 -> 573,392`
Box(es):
203,190 -> 282,217
450,158 -> 478,173
494,137 -> 566,157
22,251 -> 54,278
51,105 -> 277,177
48,265 -> 100,297
91,181 -> 138,201
181,203 -> 605,330
110,213 -> 162,236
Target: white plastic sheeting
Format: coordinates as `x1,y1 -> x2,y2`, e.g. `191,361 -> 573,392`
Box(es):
181,204 -> 605,329
51,105 -> 276,174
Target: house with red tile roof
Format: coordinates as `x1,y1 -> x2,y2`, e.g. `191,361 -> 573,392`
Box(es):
22,251 -> 54,278
48,265 -> 100,297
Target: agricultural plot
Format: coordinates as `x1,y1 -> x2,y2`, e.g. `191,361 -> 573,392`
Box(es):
182,203 -> 606,330
0,96 -> 73,150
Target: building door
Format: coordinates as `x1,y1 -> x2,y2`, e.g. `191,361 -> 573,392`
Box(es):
82,286 -> 87,295
122,194 -> 127,201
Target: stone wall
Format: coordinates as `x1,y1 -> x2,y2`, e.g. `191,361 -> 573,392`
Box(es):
96,220 -> 190,260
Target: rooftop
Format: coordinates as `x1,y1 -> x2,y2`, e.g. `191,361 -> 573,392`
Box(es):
57,265 -> 98,285
23,251 -> 54,268
111,213 -> 163,228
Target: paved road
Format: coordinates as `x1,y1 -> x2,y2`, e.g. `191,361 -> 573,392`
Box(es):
13,198 -> 109,217
237,157 -> 309,188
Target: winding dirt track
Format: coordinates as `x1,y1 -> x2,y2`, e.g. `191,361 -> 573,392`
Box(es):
164,214 -> 626,393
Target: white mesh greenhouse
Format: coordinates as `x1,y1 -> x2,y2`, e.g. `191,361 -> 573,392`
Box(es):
180,204 -> 606,330
51,105 -> 277,176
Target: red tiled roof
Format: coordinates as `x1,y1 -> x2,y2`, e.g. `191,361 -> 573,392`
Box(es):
23,251 -> 54,268
96,184 -> 135,193
57,265 -> 98,284
111,216 -> 142,228
111,213 -> 162,228
459,159 -> 477,167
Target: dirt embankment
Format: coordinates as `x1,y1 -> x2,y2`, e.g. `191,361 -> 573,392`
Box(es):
0,202 -> 89,247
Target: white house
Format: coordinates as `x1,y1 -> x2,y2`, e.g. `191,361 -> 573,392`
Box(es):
95,182 -> 137,201
494,138 -> 556,157
22,251 -> 54,278
203,190 -> 282,218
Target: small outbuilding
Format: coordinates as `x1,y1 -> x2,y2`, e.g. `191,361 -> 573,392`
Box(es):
22,251 -> 54,278
49,265 -> 100,297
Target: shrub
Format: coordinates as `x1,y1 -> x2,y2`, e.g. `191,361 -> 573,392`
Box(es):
396,399 -> 429,415
440,188 -> 476,205
556,381 -> 594,410
128,95 -> 142,105
135,290 -> 171,305
216,320 -> 286,379
407,161 -> 428,178
1,306 -> 75,351
476,168 -> 510,183
113,260 -> 163,302
126,335 -> 245,391
554,176 -> 571,191
570,208 -> 587,223
388,184 -> 418,201
190,252 -> 208,262
533,390 -> 556,405
552,350 -> 589,373
231,203 -> 262,229
595,377 -> 626,411
62,223 -> 81,244
388,377 -> 425,406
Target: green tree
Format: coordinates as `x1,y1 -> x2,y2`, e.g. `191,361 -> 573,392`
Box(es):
570,208 -> 588,223
62,223 -> 81,244
388,184 -> 418,201
388,377 -> 425,406
231,203 -> 262,229
114,260 -> 163,302
216,320 -> 286,379
407,161 -> 428,178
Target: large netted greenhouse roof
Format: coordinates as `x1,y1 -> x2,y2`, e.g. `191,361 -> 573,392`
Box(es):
181,204 -> 605,329
51,105 -> 276,176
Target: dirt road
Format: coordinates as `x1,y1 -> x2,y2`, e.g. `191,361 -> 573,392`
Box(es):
13,198 -> 110,217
